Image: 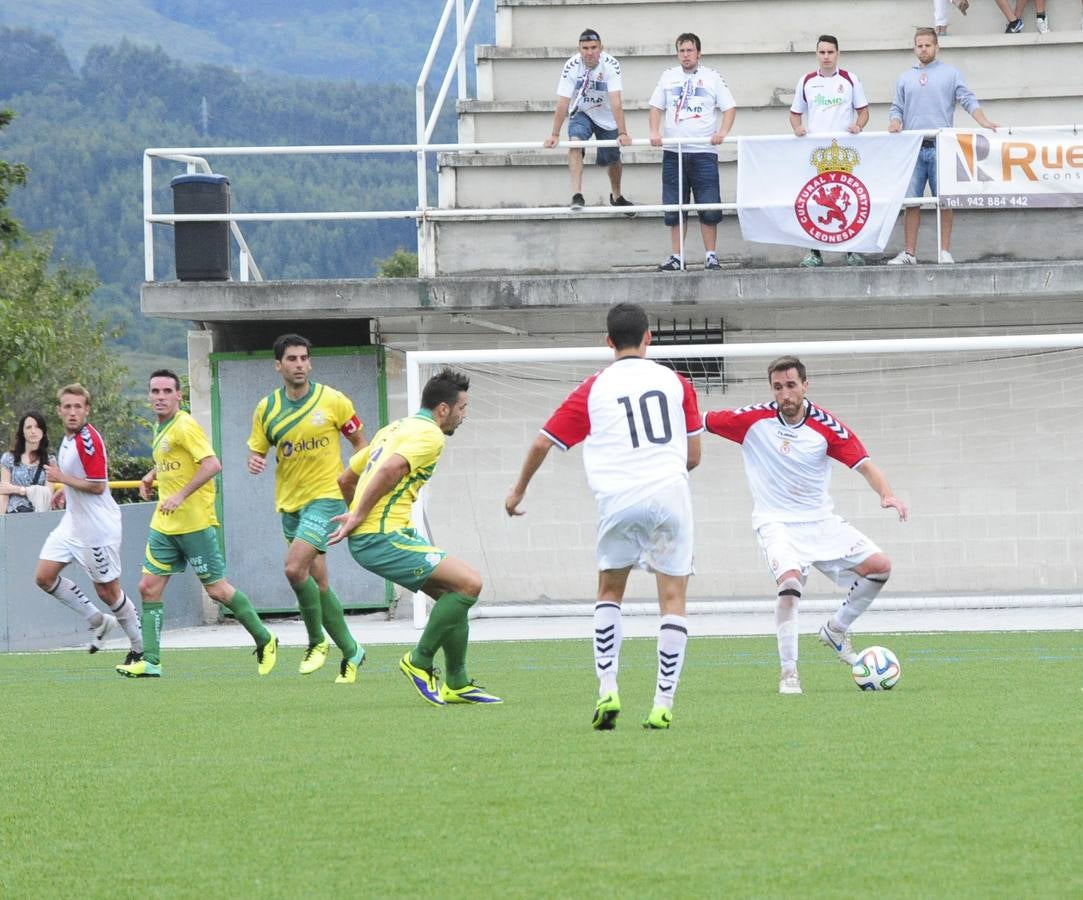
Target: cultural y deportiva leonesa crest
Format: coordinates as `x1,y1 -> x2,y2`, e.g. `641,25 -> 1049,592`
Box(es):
793,139 -> 871,244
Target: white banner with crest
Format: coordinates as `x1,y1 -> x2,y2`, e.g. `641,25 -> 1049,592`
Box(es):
737,133 -> 922,251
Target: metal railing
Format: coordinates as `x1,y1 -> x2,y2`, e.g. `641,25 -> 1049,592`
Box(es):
143,124 -> 1081,281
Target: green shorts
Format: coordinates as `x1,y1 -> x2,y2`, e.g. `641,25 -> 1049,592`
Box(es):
281,498 -> 348,553
347,528 -> 446,592
143,526 -> 226,585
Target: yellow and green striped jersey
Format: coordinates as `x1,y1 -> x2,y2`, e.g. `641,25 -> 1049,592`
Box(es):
151,410 -> 218,535
247,382 -> 362,513
346,411 -> 444,535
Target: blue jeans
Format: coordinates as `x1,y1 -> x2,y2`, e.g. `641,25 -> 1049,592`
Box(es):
567,111 -> 621,166
661,151 -> 722,226
906,144 -> 938,198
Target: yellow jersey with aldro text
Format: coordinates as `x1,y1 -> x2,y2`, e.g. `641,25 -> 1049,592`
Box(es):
248,382 -> 362,512
151,410 -> 218,535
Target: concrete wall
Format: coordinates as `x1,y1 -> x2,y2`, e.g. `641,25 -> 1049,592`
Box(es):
0,504 -> 204,652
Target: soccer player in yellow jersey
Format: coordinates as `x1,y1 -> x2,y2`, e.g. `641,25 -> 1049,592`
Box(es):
329,368 -> 501,706
117,370 -> 278,678
247,334 -> 367,683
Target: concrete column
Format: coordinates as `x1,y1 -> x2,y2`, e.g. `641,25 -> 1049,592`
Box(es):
186,328 -> 221,625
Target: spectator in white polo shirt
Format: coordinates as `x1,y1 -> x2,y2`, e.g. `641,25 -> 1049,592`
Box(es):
789,35 -> 870,268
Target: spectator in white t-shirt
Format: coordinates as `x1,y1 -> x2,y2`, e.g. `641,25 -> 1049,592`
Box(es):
649,32 -> 737,272
544,29 -> 634,212
789,34 -> 870,269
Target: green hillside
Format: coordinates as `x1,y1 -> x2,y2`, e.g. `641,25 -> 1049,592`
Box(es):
0,29 -> 455,357
0,0 -> 493,84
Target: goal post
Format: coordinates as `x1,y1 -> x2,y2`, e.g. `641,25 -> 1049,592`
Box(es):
405,333 -> 1083,625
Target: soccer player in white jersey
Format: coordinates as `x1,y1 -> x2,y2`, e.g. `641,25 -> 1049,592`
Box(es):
33,383 -> 142,657
505,303 -> 703,730
544,29 -> 633,212
789,35 -> 870,269
704,356 -> 908,695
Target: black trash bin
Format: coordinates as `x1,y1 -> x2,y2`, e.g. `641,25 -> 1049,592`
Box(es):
171,173 -> 231,281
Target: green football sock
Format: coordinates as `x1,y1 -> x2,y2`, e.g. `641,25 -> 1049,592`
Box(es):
141,600 -> 164,666
411,592 -> 475,672
319,586 -> 357,659
291,576 -> 324,645
223,590 -> 271,648
441,620 -> 471,690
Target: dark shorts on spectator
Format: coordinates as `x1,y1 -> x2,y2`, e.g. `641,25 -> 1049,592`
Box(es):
662,151 -> 722,226
568,111 -> 621,167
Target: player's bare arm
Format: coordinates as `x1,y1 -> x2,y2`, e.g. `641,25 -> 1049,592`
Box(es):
246,449 -> 267,475
610,91 -> 631,145
850,106 -> 870,133
857,459 -> 908,522
139,467 -> 157,501
345,426 -> 367,452
686,434 -> 702,471
328,453 -> 410,545
43,463 -> 106,495
505,434 -> 556,516
648,105 -> 664,146
160,456 -> 221,516
789,110 -> 807,137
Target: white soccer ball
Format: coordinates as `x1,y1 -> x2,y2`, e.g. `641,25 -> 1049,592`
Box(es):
851,645 -> 901,691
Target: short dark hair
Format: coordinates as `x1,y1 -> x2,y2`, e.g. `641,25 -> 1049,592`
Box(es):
578,28 -> 601,43
421,367 -> 470,411
149,369 -> 181,390
12,411 -> 49,463
676,32 -> 701,52
767,355 -> 807,382
607,302 -> 650,351
273,333 -> 312,361
817,34 -> 839,50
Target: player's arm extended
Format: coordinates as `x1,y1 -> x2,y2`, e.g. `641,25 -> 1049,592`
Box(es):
329,454 -> 409,544
160,456 -> 221,515
686,434 -> 702,471
857,459 -> 908,522
43,463 -> 106,495
505,434 -> 556,516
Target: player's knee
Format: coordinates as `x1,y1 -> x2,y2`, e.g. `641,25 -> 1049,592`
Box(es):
283,560 -> 308,585
776,576 -> 802,613
861,555 -> 892,580
462,573 -> 483,599
138,574 -> 163,601
35,571 -> 57,592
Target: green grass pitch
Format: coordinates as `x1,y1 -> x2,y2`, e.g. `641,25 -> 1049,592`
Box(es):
1,631 -> 1080,898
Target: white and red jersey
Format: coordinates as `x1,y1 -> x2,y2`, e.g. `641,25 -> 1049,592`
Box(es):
56,423 -> 122,547
542,357 -> 703,516
705,400 -> 869,528
791,68 -> 869,135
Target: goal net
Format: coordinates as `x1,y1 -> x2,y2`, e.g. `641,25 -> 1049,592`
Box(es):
406,335 -> 1083,621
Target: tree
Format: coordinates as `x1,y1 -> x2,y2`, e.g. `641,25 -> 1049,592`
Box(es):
376,247 -> 419,278
0,235 -> 141,460
0,109 -> 28,245
0,118 -> 139,462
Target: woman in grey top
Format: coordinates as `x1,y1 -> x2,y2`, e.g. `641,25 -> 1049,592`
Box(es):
1,411 -> 57,514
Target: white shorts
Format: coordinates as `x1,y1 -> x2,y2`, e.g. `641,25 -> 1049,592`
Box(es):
596,484 -> 694,576
39,527 -> 123,584
755,517 -> 879,587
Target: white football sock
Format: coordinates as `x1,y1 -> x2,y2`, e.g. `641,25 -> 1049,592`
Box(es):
775,577 -> 802,673
832,574 -> 888,631
593,602 -> 622,696
653,614 -> 688,710
109,593 -> 144,652
46,576 -> 101,624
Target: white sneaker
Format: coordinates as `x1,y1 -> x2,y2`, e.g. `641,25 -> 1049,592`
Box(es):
818,621 -> 859,665
89,613 -> 118,654
887,250 -> 917,265
1036,14 -> 1049,32
779,671 -> 803,694
938,249 -> 956,264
